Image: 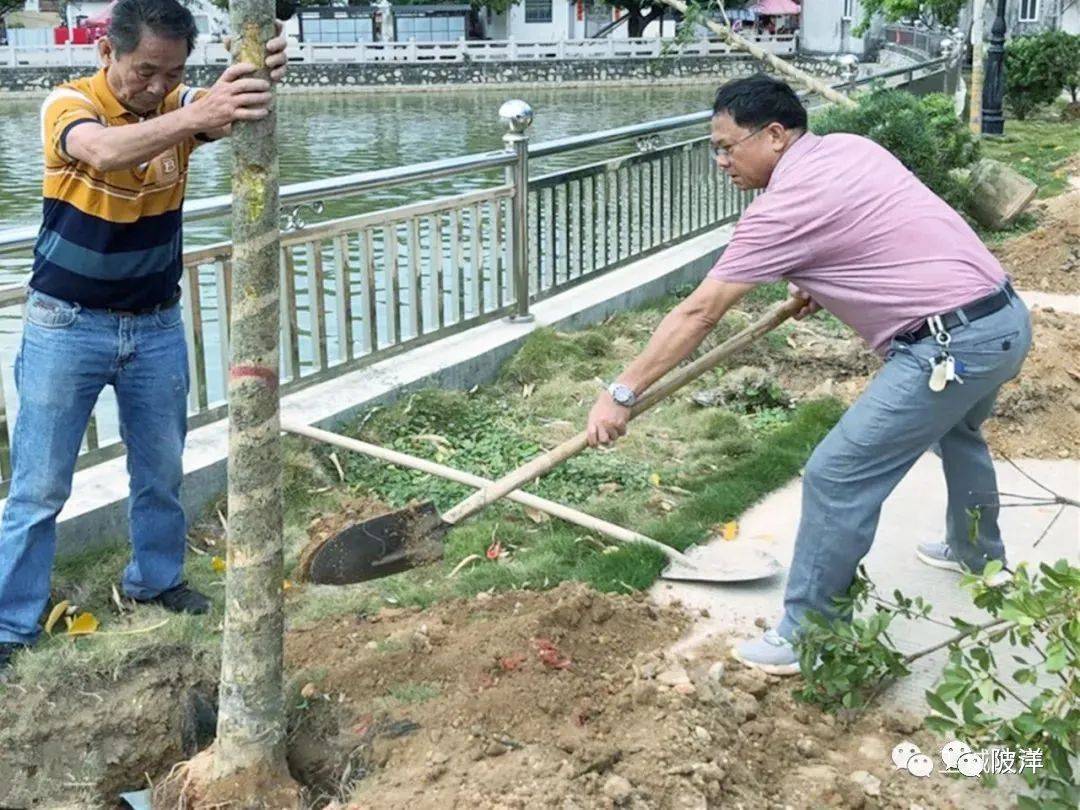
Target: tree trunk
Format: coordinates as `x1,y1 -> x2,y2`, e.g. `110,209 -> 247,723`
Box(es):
969,0 -> 986,133
658,0 -> 857,109
215,0 -> 291,791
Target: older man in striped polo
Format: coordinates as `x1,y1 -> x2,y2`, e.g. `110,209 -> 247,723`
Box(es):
0,0 -> 287,675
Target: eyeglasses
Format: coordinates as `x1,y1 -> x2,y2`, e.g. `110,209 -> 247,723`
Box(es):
709,126 -> 765,160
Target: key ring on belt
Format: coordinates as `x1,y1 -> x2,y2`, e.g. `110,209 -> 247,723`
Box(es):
927,314 -> 952,348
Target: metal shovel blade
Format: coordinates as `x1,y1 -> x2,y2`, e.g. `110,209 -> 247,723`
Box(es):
660,547 -> 783,583
305,501 -> 447,585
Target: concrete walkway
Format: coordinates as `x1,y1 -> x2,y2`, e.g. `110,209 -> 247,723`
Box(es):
652,454 -> 1079,712
1017,290 -> 1080,315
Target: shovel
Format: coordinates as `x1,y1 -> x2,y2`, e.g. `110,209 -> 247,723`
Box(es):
297,297 -> 801,584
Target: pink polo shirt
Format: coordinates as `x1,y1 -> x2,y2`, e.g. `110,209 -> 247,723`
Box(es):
708,132 -> 1007,353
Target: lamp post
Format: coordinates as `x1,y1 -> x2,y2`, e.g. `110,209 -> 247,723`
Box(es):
980,0 -> 1007,135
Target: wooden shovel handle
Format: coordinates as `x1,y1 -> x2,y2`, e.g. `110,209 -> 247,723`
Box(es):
440,297 -> 803,526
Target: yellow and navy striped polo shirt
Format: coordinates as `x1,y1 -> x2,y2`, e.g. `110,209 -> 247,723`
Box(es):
33,68 -> 203,310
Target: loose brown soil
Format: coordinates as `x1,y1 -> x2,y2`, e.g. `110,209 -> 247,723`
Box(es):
283,583 -> 1002,810
990,167 -> 1080,294
984,308 -> 1080,459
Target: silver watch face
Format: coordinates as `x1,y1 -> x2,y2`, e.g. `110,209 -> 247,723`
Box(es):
610,384 -> 635,406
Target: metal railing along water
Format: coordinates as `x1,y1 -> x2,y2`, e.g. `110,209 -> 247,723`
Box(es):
1,35 -> 797,68
0,54 -> 957,492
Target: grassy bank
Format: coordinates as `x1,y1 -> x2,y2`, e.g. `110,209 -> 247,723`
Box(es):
981,104 -> 1080,199
5,283 -> 842,691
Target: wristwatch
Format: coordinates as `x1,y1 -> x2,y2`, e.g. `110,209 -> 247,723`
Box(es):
607,382 -> 637,408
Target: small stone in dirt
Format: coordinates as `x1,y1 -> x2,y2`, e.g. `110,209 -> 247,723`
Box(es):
694,725 -> 711,743
848,770 -> 881,797
754,616 -> 768,629
300,682 -> 318,699
484,741 -> 509,757
591,601 -> 615,624
631,681 -> 658,706
429,749 -> 450,764
857,736 -> 887,762
741,719 -> 772,737
475,592 -> 492,603
670,786 -> 708,810
602,774 -> 634,803
795,737 -> 819,758
727,688 -> 759,724
707,661 -> 725,683
656,666 -> 691,687
672,682 -> 697,697
727,669 -> 769,698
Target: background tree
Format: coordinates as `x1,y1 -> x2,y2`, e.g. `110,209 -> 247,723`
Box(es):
1005,32 -> 1077,119
598,0 -> 753,40
853,0 -> 963,34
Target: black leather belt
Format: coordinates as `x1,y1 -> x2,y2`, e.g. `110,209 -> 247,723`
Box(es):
896,283 -> 1014,344
105,293 -> 181,317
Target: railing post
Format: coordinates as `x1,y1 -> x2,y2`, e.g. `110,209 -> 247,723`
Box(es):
838,53 -> 858,94
508,35 -> 517,60
939,37 -> 957,97
500,99 -> 534,323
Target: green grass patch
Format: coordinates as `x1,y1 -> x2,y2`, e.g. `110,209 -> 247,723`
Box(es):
9,539 -> 224,690
981,109 -> 1080,199
386,681 -> 440,705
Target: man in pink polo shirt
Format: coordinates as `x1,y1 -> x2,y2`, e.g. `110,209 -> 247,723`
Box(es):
585,75 -> 1031,675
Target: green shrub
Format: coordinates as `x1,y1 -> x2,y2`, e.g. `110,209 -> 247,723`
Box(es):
1005,32 -> 1079,119
812,89 -> 979,210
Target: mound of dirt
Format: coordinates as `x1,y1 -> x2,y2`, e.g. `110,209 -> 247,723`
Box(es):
281,583 -> 1003,810
985,307 -> 1080,459
991,170 -> 1080,295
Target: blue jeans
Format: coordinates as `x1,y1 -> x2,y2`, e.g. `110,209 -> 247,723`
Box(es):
0,290 -> 189,644
778,288 -> 1032,640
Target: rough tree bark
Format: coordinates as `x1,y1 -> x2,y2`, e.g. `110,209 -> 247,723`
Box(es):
968,0 -> 986,133
211,0 -> 297,802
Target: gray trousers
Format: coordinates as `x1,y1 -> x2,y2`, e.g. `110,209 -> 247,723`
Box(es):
778,289 -> 1031,639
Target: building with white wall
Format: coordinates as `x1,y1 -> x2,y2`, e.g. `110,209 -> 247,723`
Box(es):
799,0 -> 882,56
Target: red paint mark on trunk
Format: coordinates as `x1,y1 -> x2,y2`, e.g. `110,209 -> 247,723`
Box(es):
230,364 -> 279,391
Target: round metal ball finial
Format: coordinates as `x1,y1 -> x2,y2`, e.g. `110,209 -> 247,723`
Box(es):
499,100 -> 534,134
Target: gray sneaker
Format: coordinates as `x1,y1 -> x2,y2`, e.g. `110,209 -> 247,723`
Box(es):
733,629 -> 800,676
917,542 -> 1010,585
916,542 -> 965,573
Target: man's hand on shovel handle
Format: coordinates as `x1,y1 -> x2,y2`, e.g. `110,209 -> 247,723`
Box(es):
587,392 -> 630,447
789,283 -> 821,320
